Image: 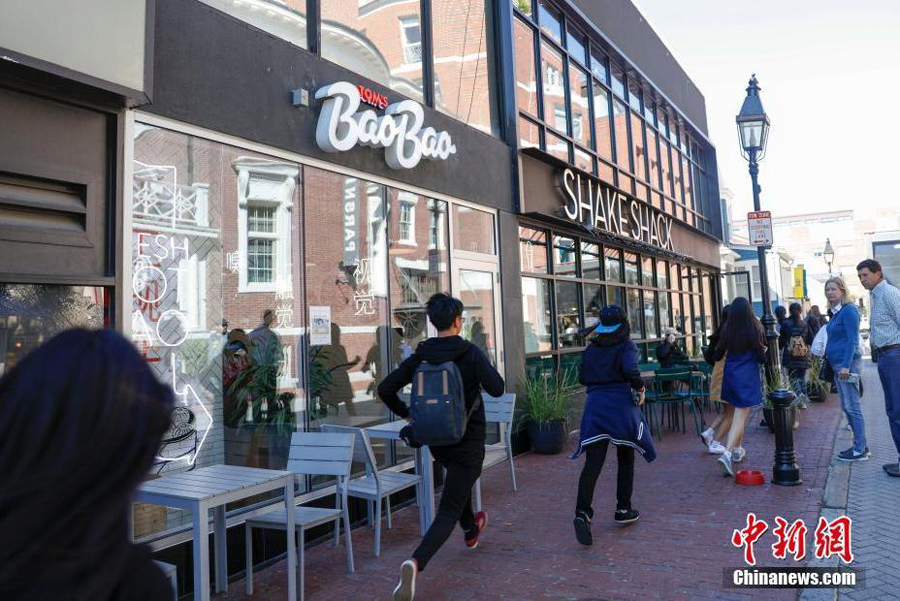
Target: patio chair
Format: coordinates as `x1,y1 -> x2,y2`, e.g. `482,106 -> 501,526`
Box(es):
473,392 -> 517,512
644,367 -> 704,440
321,423 -> 422,557
244,431 -> 356,600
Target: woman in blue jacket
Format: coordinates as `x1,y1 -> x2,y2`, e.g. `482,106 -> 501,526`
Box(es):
824,276 -> 868,461
572,305 -> 655,546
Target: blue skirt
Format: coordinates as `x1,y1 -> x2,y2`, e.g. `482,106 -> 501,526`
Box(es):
721,351 -> 763,408
572,383 -> 656,462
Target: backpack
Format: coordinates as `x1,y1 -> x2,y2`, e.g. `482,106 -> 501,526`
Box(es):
408,358 -> 476,446
787,333 -> 809,357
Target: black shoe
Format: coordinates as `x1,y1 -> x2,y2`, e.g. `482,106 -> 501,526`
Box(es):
883,463 -> 900,477
614,508 -> 640,524
837,447 -> 871,462
573,511 -> 593,546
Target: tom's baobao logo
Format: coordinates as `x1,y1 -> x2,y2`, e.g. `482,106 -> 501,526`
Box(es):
356,84 -> 389,110
315,81 -> 457,170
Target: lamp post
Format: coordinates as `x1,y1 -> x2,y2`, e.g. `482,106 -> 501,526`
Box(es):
736,75 -> 801,486
823,238 -> 835,275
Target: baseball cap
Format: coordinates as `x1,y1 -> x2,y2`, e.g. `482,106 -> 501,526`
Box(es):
594,305 -> 626,334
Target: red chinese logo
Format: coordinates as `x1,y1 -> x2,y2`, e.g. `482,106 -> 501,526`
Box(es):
732,513 -> 769,566
814,516 -> 853,564
771,516 -> 808,561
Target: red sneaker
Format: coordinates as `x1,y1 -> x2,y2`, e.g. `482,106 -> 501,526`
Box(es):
465,512 -> 488,549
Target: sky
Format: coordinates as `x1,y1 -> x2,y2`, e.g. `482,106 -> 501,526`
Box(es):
633,0 -> 900,220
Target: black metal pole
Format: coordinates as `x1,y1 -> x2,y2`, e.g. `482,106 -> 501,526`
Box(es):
748,148 -> 801,486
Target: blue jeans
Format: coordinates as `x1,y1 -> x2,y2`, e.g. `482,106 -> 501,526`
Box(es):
835,356 -> 866,453
876,347 -> 900,462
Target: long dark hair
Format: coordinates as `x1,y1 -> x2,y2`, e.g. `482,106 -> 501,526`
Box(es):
711,304 -> 731,340
0,329 -> 174,599
716,297 -> 765,355
789,302 -> 803,324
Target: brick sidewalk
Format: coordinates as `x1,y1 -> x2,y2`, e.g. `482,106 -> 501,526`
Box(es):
221,397 -> 841,600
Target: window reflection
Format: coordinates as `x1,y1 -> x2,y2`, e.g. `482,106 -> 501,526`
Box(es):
538,0 -> 562,42
452,205 -> 496,254
593,85 -> 612,160
198,0 -> 307,49
624,252 -> 639,285
631,113 -> 646,182
583,282 -> 604,328
522,277 -> 552,353
627,287 -> 643,338
519,116 -> 541,149
514,18 -> 539,118
613,99 -> 631,171
553,235 -> 577,277
604,247 -> 622,282
541,41 -> 566,133
644,290 -> 658,338
520,226 -> 549,273
556,280 -> 581,348
581,242 -> 601,280
569,66 -> 591,148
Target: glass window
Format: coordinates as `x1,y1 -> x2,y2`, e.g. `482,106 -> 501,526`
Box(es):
519,226 -> 549,273
569,66 -> 591,148
610,62 -> 625,98
198,0 -> 306,49
519,116 -> 540,149
514,18 -> 539,118
590,48 -> 608,83
389,194 -> 449,361
574,147 -> 593,174
598,160 -> 614,185
566,27 -> 587,64
644,290 -> 659,339
581,241 -> 602,280
593,84 -> 612,160
631,112 -> 646,182
659,291 -> 671,331
526,354 -> 556,378
660,140 -> 672,197
673,150 -> 684,205
538,0 -> 562,42
658,261 -> 669,289
672,294 -> 685,333
0,284 -> 109,376
546,130 -> 570,163
553,235 -> 577,276
682,154 -> 694,211
624,252 -> 639,285
644,101 -> 656,126
559,350 -> 581,381
452,205 -> 495,254
635,182 -> 648,202
648,129 -> 660,191
607,285 -> 625,311
541,41 -> 566,132
692,293 -> 703,342
513,0 -> 532,16
522,277 -> 552,353
604,247 -> 622,282
557,280 -> 581,348
618,173 -> 634,195
432,0 -> 500,135
642,257 -> 654,286
583,282 -> 604,328
626,287 -> 643,338
628,81 -> 642,113
613,99 -> 631,171
322,1 -> 424,102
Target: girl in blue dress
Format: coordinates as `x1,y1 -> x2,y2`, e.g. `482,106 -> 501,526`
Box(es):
712,297 -> 767,476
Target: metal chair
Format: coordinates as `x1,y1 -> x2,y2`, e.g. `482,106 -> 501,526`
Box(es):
321,423 -> 422,557
644,367 -> 704,440
473,392 -> 517,512
245,431 -> 356,600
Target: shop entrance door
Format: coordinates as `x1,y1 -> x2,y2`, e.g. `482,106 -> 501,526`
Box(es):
452,260 -> 504,376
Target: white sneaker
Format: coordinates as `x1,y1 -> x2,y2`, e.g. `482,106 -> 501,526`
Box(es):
393,559 -> 418,601
701,427 -> 715,448
718,451 -> 734,477
708,440 -> 727,455
732,447 -> 746,463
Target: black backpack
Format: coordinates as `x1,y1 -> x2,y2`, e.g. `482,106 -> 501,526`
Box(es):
408,358 -> 476,446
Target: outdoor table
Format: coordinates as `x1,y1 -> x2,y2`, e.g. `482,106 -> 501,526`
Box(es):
133,465 -> 297,601
366,419 -> 435,534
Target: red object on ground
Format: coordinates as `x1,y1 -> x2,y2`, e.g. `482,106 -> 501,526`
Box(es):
735,470 -> 766,485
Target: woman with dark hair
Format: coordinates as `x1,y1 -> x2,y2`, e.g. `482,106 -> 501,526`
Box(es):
713,297 -> 767,476
0,329 -> 175,600
779,302 -> 814,411
700,305 -> 736,456
572,306 -> 656,546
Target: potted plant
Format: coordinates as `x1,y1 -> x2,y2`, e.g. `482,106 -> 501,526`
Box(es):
228,362 -> 295,469
519,367 -> 579,454
806,355 -> 830,403
762,368 -> 801,433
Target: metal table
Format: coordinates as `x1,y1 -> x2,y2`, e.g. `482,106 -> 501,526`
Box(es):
366,419 -> 435,533
133,465 -> 297,601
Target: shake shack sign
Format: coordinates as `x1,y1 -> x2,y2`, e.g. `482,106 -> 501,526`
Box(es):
558,168 -> 675,252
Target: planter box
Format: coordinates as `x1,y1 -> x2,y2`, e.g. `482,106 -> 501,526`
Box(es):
526,419 -> 568,454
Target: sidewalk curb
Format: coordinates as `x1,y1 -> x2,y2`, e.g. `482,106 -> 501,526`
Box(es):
798,410 -> 853,601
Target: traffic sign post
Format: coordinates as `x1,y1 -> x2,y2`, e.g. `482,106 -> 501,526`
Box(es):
747,210 -> 773,247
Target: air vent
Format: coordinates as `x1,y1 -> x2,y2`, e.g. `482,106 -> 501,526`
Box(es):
0,172 -> 87,234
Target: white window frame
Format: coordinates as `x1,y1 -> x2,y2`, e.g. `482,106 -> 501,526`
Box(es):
399,16 -> 422,65
397,192 -> 418,246
234,157 -> 299,293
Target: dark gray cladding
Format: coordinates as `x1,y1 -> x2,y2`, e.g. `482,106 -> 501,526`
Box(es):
569,0 -> 709,137
147,0 -> 514,212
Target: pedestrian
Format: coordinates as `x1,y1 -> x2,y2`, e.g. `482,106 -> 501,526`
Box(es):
656,327 -> 689,368
824,276 -> 869,461
775,305 -> 788,334
0,329 -> 175,600
806,305 -> 825,338
713,297 -> 767,477
379,293 -> 504,601
779,302 -> 814,409
571,305 -> 655,546
700,305 -> 737,456
857,259 -> 900,477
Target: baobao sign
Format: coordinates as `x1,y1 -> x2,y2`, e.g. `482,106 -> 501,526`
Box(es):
558,168 -> 676,252
315,81 -> 457,170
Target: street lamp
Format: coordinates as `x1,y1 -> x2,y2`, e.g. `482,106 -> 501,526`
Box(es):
736,75 -> 801,486
823,238 -> 835,275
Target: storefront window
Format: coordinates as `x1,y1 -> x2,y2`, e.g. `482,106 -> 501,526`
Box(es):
566,27 -> 587,64
556,280 -> 581,348
569,65 -> 591,148
519,116 -> 541,149
660,141 -> 672,198
607,285 -> 625,311
644,290 -> 658,339
593,85 -> 612,161
538,0 -> 562,42
432,0 -> 499,136
322,1 -> 424,102
522,277 -> 552,353
583,282 -> 604,327
541,41 -> 566,133
642,257 -> 655,287
0,284 -> 108,377
610,62 -> 625,98
452,205 -> 495,254
520,227 -> 549,273
458,269 -> 499,365
525,354 -> 555,379
613,99 -> 631,172
590,48 -> 608,83
581,242 -> 601,280
648,129 -> 660,191
198,0 -> 306,50
624,252 -> 639,285
514,18 -> 539,118
658,261 -> 669,289
631,113 -> 646,182
546,131 -> 570,163
574,148 -> 594,174
626,287 -> 643,338
553,235 -> 577,276
659,291 -> 671,331
604,247 -> 622,282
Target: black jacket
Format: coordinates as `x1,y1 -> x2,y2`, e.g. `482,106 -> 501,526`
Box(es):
656,340 -> 688,368
580,336 -> 645,391
779,317 -> 813,369
377,336 -> 504,449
